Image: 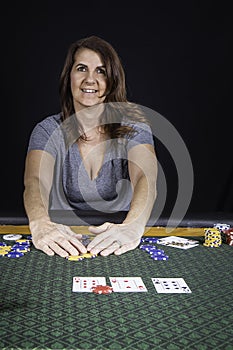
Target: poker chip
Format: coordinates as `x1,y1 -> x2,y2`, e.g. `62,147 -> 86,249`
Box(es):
213,223 -> 230,231
0,246 -> 12,251
12,247 -> 30,253
141,237 -> 159,243
0,251 -> 8,257
150,255 -> 169,260
139,244 -> 158,251
15,239 -> 31,244
66,252 -> 97,261
0,236 -> 32,258
79,253 -> 97,259
139,243 -> 169,260
66,255 -> 84,261
6,251 -> 24,258
203,228 -> 222,247
91,285 -> 113,294
3,234 -> 22,241
223,228 -> 233,246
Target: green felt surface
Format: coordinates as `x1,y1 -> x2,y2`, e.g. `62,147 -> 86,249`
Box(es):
0,236 -> 233,350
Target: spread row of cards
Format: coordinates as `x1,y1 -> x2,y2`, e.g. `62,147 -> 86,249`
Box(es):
72,277 -> 192,293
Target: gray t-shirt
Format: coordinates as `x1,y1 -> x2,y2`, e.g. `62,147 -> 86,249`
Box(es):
27,113 -> 154,212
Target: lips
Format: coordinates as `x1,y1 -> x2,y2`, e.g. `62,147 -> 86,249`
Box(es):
81,88 -> 97,93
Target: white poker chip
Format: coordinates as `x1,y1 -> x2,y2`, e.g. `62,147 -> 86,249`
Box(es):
213,223 -> 230,231
3,234 -> 23,241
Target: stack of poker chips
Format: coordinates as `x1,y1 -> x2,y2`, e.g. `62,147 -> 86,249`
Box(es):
0,237 -> 32,258
213,223 -> 231,244
223,228 -> 233,246
139,237 -> 169,260
203,228 -> 222,247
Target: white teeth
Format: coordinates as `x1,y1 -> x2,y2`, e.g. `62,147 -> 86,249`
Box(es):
82,89 -> 96,93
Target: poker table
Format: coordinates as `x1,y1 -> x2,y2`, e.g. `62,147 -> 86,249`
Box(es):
1,213 -> 233,350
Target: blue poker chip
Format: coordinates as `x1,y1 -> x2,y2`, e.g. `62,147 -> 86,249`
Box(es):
150,253 -> 168,258
150,255 -> 169,260
140,238 -> 158,244
12,243 -> 30,248
0,242 -> 7,246
11,247 -> 30,252
141,237 -> 159,243
139,244 -> 157,250
6,252 -> 24,258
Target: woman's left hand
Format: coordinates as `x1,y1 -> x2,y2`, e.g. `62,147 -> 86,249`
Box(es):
87,222 -> 144,256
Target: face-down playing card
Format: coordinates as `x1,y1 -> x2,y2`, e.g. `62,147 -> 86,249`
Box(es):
109,277 -> 148,292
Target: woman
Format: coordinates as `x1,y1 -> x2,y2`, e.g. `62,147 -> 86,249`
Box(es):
23,35 -> 157,257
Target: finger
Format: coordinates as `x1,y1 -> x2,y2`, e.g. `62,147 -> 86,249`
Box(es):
88,233 -> 120,255
88,222 -> 112,234
48,241 -> 71,258
87,234 -> 110,253
58,226 -> 87,254
33,240 -> 55,256
114,240 -> 140,256
68,238 -> 87,254
100,241 -> 122,256
56,236 -> 87,256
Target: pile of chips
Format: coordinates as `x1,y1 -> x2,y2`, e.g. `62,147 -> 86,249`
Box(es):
203,228 -> 222,247
0,235 -> 32,258
139,237 -> 169,260
223,228 -> 233,246
91,285 -> 113,294
66,253 -> 97,261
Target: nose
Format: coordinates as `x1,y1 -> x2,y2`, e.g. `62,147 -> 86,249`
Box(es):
85,70 -> 96,84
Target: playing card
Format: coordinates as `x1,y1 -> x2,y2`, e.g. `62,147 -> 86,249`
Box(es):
151,278 -> 192,293
109,277 -> 148,292
72,277 -> 106,292
157,236 -> 199,249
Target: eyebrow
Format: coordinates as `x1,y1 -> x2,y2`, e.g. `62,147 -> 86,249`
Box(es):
76,63 -> 106,69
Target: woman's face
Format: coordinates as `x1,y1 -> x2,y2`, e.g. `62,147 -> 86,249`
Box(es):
70,48 -> 107,112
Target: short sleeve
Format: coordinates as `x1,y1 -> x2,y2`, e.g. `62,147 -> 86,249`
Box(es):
126,122 -> 154,151
27,115 -> 63,159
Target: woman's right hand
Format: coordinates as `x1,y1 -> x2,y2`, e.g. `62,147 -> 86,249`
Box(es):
29,218 -> 87,258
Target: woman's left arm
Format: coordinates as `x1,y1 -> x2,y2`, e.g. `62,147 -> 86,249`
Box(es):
87,143 -> 157,256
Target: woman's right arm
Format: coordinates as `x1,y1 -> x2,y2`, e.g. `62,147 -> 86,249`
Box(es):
23,150 -> 87,257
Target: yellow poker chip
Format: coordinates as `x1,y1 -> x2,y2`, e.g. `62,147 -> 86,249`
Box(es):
15,239 -> 31,244
79,253 -> 97,259
0,246 -> 12,251
66,255 -> 84,261
66,252 -> 97,261
0,251 -> 8,256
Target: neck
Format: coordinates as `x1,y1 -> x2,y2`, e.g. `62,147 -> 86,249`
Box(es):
75,103 -> 104,133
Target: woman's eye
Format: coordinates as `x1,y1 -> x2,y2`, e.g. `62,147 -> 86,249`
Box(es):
77,66 -> 87,72
97,68 -> 106,75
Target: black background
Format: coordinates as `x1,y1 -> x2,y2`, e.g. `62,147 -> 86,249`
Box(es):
1,1 -> 232,217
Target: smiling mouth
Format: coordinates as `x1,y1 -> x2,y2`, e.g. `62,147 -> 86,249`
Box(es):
81,88 -> 97,93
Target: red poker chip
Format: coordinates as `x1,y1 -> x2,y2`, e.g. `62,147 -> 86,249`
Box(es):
223,228 -> 233,246
91,285 -> 113,294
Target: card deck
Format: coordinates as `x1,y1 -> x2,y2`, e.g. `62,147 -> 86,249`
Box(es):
109,277 -> 148,292
72,277 -> 106,292
151,278 -> 192,293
